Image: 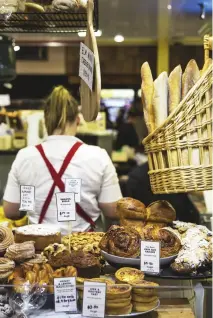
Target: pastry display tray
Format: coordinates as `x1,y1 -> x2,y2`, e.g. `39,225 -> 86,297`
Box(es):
0,0 -> 98,33
106,300 -> 160,317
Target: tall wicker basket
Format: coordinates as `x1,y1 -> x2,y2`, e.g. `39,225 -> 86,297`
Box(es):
143,35 -> 213,194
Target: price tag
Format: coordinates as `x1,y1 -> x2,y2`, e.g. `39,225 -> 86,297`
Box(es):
82,282 -> 106,318
19,185 -> 35,211
65,178 -> 81,203
79,42 -> 94,91
140,241 -> 160,275
54,277 -> 77,313
56,192 -> 76,222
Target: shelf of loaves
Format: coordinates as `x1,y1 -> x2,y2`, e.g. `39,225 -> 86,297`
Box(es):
0,0 -> 99,33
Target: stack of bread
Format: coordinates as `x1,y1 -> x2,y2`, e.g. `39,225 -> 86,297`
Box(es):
116,198 -> 180,258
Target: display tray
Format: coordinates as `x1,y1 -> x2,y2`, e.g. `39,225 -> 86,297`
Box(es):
101,250 -> 177,267
105,300 -> 160,318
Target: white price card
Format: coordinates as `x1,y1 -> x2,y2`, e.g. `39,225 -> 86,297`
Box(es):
54,277 -> 77,313
56,192 -> 76,222
0,94 -> 10,106
79,42 -> 94,91
65,178 -> 81,203
82,281 -> 106,318
140,241 -> 160,275
19,185 -> 35,211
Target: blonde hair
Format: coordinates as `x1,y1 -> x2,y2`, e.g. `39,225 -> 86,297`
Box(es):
44,85 -> 79,135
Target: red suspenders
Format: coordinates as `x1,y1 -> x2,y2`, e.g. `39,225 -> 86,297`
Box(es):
35,142 -> 96,230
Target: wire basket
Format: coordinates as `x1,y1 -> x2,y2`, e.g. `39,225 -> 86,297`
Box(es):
143,35 -> 213,194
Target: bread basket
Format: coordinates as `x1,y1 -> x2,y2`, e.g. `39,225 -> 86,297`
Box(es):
143,35 -> 213,194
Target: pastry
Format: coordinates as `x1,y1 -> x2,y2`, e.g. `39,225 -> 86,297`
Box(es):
43,243 -> 71,268
69,251 -> 100,278
106,298 -> 131,308
168,65 -> 182,114
106,284 -> 131,300
15,225 -> 61,251
106,304 -> 132,316
62,232 -> 104,257
152,71 -> 168,128
141,62 -> 155,133
0,258 -> 15,280
21,254 -> 47,272
99,225 -> 141,258
131,280 -> 159,296
132,299 -> 158,312
63,266 -> 77,277
5,241 -> 35,263
115,268 -> 144,284
132,294 -> 158,303
117,198 -> 147,220
0,226 -> 14,256
146,200 -> 176,223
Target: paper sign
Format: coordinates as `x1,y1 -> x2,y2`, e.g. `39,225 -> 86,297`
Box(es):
82,282 -> 106,318
65,178 -> 81,203
0,94 -> 10,106
19,185 -> 35,211
56,192 -> 76,222
54,277 -> 77,313
140,241 -> 160,274
79,42 -> 94,91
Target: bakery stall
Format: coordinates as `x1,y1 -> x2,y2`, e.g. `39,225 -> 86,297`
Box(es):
0,1 -> 211,318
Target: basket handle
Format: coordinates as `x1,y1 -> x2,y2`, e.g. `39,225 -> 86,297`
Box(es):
204,35 -> 213,62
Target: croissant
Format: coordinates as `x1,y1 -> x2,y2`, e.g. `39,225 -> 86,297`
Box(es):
99,225 -> 141,258
42,264 -> 54,275
64,266 -> 77,277
32,264 -> 41,275
38,269 -> 48,281
52,268 -> 65,278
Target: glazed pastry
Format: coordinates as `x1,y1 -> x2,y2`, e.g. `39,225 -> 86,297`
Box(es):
106,284 -> 132,300
0,226 -> 14,256
5,241 -> 35,262
117,198 -> 147,220
14,224 -> 61,251
43,243 -> 71,268
115,267 -> 144,284
131,280 -> 159,296
69,251 -> 100,278
0,258 -> 15,280
99,225 -> 141,258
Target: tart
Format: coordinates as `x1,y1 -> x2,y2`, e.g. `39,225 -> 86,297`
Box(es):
115,267 -> 144,284
132,299 -> 158,312
131,280 -> 159,296
107,284 -> 132,300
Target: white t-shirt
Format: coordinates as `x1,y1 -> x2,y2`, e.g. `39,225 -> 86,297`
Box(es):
4,135 -> 122,234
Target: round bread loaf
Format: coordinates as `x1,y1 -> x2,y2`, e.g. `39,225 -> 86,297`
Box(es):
146,200 -> 176,223
117,197 -> 147,220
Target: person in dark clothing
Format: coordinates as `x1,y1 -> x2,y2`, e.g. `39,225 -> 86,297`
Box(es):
125,162 -> 200,223
115,108 -> 140,150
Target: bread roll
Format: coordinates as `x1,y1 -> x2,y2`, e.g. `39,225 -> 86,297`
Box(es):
117,197 -> 146,220
146,200 -> 176,223
141,62 -> 155,133
152,71 -> 168,128
182,59 -> 200,98
168,65 -> 182,113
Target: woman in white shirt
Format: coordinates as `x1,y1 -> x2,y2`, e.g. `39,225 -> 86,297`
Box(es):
3,86 -> 122,234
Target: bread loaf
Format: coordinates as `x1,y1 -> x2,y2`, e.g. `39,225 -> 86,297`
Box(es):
141,62 -> 155,133
146,200 -> 176,223
152,71 -> 168,128
182,59 -> 200,98
168,65 -> 182,113
117,197 -> 146,220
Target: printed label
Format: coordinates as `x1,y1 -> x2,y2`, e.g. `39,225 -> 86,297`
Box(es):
65,178 -> 81,203
82,282 -> 106,318
54,277 -> 77,313
56,192 -> 76,222
20,185 -> 35,211
140,241 -> 160,274
79,42 -> 94,91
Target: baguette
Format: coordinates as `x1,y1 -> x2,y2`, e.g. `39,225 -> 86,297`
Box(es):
182,59 -> 200,98
141,62 -> 155,133
152,71 -> 168,128
168,65 -> 182,114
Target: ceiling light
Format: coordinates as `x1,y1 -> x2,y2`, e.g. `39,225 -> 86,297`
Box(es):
114,34 -> 124,43
14,45 -> 20,52
167,4 -> 172,10
95,29 -> 102,37
78,31 -> 86,37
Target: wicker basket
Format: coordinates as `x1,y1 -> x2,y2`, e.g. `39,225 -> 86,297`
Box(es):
143,35 -> 213,194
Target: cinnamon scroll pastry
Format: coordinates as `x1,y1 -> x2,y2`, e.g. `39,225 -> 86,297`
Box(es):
99,225 -> 141,258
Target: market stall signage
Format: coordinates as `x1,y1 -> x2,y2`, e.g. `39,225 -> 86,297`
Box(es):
140,241 -> 160,274
19,185 -> 35,211
65,178 -> 81,203
82,281 -> 106,318
54,277 -> 77,313
56,192 -> 76,222
79,42 -> 94,91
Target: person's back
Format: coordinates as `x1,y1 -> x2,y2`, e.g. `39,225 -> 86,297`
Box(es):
3,86 -> 122,234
